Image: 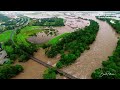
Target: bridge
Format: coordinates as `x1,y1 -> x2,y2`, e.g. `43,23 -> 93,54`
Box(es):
10,20 -> 78,79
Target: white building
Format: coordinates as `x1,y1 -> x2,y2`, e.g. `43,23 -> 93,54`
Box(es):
0,50 -> 8,64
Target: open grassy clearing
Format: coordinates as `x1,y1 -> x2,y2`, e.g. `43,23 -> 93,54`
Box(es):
0,30 -> 13,52
47,33 -> 70,45
15,26 -> 43,46
0,30 -> 13,42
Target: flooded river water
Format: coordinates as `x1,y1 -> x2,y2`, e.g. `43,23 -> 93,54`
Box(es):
61,17 -> 119,79
12,16 -> 119,79
12,48 -> 60,79
27,16 -> 89,44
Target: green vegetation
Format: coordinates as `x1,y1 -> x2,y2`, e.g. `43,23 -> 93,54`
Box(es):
47,33 -> 70,45
0,64 -> 23,79
0,30 -> 12,42
0,14 -> 10,22
41,27 -> 59,36
18,26 -> 41,34
32,17 -> 65,26
1,16 -> 29,30
43,67 -> 57,79
45,20 -> 99,69
0,25 -> 6,33
92,40 -> 120,79
15,26 -> 42,46
2,39 -> 38,62
1,25 -> 41,63
4,59 -> 14,64
91,16 -> 120,79
0,17 -> 66,79
56,54 -> 77,68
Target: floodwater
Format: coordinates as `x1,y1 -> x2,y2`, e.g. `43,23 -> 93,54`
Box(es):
12,15 -> 119,79
54,17 -> 90,34
12,59 -> 46,79
12,48 -> 61,79
27,16 -> 89,44
61,16 -> 119,79
27,32 -> 55,44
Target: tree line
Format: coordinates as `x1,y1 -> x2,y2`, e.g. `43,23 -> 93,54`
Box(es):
3,39 -> 38,63
0,64 -> 23,79
0,14 -> 10,22
32,17 -> 65,26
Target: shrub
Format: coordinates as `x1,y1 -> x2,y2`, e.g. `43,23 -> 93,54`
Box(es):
18,54 -> 29,62
56,54 -> 77,67
0,64 -> 23,79
43,68 -> 57,79
56,61 -> 63,69
4,60 -> 14,64
42,44 -> 51,49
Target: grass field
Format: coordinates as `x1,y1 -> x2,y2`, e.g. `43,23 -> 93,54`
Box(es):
47,33 -> 70,45
0,30 -> 13,42
20,26 -> 42,34
0,26 -> 43,49
15,26 -> 43,46
0,30 -> 13,52
0,26 -> 69,50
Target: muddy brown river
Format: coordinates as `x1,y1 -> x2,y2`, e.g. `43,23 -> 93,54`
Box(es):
61,17 -> 119,79
12,16 -> 119,79
12,48 -> 62,79
12,59 -> 46,79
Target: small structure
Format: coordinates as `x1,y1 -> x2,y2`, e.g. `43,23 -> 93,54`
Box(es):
0,50 -> 8,64
47,61 -> 52,65
110,20 -> 115,24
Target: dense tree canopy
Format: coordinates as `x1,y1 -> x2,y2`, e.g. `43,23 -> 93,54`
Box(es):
32,17 -> 65,26
43,67 -> 57,79
0,14 -> 10,22
45,20 -> 99,68
0,64 -> 23,79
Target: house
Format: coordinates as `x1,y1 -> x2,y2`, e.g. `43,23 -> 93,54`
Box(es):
0,50 -> 8,64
